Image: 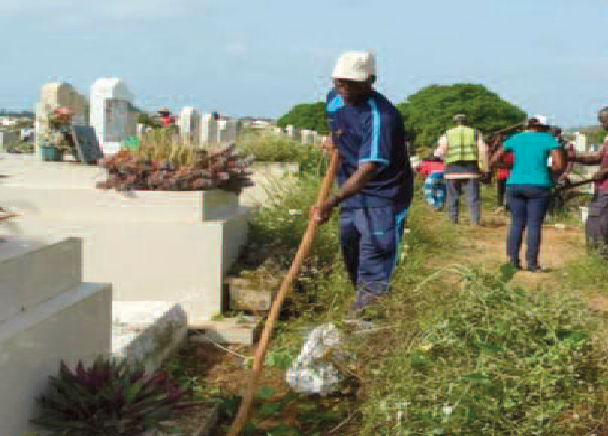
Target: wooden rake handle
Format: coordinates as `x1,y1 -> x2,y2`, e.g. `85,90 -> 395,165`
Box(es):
227,148 -> 341,436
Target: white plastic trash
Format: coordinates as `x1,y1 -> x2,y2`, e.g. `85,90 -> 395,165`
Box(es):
285,323 -> 349,395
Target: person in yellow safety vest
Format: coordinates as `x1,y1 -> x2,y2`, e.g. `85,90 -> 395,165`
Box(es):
434,114 -> 489,225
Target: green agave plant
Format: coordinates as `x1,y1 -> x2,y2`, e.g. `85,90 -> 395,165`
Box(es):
31,356 -> 186,436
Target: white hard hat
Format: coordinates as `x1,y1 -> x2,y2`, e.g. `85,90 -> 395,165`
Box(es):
332,51 -> 376,82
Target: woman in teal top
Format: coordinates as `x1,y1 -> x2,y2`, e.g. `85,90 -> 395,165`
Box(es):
491,116 -> 567,272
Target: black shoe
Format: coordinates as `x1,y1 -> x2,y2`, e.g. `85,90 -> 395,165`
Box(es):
528,265 -> 543,273
509,261 -> 523,271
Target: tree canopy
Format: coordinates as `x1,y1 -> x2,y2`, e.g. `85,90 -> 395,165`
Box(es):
397,83 -> 527,153
277,102 -> 329,135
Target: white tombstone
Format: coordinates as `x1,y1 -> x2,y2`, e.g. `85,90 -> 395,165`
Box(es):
136,123 -> 145,140
200,113 -> 218,148
90,78 -> 137,155
301,129 -> 314,145
0,130 -> 19,152
273,127 -> 283,138
178,106 -> 201,145
35,82 -> 87,157
286,125 -> 302,142
217,120 -> 229,143
228,119 -> 238,143
312,131 -> 319,145
574,132 -> 587,153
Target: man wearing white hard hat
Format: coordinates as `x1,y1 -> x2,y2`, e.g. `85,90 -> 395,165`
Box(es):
312,51 -> 414,317
490,114 -> 567,272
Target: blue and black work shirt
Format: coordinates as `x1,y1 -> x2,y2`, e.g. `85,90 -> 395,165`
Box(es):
326,89 -> 413,209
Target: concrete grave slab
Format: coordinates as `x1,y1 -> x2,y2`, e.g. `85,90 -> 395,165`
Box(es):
0,155 -> 250,324
112,301 -> 188,374
0,235 -> 111,436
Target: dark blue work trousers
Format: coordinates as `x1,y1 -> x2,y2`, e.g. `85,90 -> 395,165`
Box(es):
506,185 -> 552,268
340,205 -> 408,310
446,178 -> 481,225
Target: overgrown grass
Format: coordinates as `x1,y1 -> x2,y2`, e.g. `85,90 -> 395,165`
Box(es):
237,130 -> 324,174
134,128 -> 201,167
563,250 -> 608,296
361,265 -> 608,435
206,143 -> 608,435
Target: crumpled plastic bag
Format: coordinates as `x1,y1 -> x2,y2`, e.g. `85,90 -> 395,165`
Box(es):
285,322 -> 354,395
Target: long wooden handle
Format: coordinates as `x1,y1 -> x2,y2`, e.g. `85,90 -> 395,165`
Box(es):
227,148 -> 341,436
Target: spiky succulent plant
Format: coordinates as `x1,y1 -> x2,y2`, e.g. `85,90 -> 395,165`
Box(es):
31,356 -> 186,436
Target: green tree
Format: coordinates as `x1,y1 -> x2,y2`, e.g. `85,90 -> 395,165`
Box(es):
277,102 -> 329,134
398,83 -> 527,153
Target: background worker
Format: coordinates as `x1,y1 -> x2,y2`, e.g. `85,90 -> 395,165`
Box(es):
312,50 -> 414,317
567,106 -> 608,255
491,115 -> 567,272
434,114 -> 489,225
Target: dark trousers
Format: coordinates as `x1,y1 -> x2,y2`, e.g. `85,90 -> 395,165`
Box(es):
446,178 -> 481,225
497,178 -> 507,208
506,185 -> 551,268
586,191 -> 608,257
340,205 -> 408,310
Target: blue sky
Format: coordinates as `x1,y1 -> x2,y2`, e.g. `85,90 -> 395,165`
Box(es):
0,0 -> 605,128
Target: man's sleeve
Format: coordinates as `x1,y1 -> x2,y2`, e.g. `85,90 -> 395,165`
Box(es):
358,101 -> 392,167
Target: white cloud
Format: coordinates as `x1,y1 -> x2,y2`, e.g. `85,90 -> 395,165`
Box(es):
226,40 -> 248,57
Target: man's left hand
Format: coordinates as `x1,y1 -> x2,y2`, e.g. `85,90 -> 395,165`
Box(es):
311,200 -> 335,225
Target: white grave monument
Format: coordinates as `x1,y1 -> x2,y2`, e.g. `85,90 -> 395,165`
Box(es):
136,123 -> 145,140
178,106 -> 201,145
0,236 -> 111,436
575,132 -> 587,153
229,119 -> 238,142
34,82 -> 87,157
90,78 -> 137,155
286,125 -> 301,142
0,130 -> 19,152
301,129 -> 314,145
217,120 -> 229,143
200,113 -> 218,148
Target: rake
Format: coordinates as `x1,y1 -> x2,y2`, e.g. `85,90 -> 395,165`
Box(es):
227,145 -> 341,436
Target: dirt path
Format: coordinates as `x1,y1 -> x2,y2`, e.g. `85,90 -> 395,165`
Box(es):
453,211 -> 586,289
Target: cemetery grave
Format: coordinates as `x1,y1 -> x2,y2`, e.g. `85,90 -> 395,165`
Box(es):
6,77 -> 607,436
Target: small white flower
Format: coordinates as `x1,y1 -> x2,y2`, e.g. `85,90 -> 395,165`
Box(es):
289,209 -> 302,216
442,405 -> 454,416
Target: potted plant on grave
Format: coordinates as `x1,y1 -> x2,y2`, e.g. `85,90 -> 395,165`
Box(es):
40,107 -> 76,162
30,356 -> 188,436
